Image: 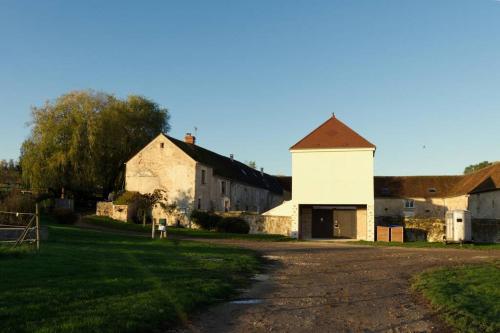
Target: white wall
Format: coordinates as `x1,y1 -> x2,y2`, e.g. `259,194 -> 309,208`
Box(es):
291,148 -> 374,205
290,148 -> 375,240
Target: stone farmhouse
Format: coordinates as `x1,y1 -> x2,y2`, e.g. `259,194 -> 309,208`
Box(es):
124,133 -> 288,223
98,114 -> 498,241
375,163 -> 500,220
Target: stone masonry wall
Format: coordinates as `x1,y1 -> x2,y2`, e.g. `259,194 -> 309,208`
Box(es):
222,212 -> 292,236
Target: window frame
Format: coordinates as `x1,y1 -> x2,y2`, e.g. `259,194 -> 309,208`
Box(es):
404,199 -> 415,209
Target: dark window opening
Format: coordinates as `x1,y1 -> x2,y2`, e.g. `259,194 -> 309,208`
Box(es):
197,198 -> 201,210
221,181 -> 226,195
428,188 -> 437,193
160,142 -> 164,148
201,170 -> 206,184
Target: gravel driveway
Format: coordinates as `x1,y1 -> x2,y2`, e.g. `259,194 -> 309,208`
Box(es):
174,240 -> 499,333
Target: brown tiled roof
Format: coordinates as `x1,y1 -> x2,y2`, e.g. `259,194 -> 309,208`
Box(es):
290,115 -> 376,150
451,163 -> 500,195
375,163 -> 500,198
167,135 -> 284,194
374,176 -> 462,198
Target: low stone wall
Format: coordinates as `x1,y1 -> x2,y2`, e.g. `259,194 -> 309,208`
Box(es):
403,218 -> 445,242
376,216 -> 444,242
472,219 -> 499,243
96,202 -> 136,222
238,213 -> 292,236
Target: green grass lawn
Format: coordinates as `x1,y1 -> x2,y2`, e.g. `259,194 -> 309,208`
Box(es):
0,220 -> 261,332
413,262 -> 500,333
83,215 -> 294,241
348,240 -> 500,250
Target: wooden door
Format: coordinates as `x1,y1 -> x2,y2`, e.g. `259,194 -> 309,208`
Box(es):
334,210 -> 357,239
312,208 -> 334,238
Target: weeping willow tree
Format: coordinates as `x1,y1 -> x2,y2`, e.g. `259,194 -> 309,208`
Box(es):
20,90 -> 170,196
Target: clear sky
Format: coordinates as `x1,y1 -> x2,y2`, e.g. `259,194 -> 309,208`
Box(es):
1,0 -> 499,176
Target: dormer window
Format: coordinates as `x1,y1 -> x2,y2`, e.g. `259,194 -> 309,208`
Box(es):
428,188 -> 437,193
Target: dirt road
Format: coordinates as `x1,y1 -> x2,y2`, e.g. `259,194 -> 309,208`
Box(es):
173,240 -> 498,333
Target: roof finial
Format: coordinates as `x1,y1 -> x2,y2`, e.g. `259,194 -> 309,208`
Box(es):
332,112 -> 335,118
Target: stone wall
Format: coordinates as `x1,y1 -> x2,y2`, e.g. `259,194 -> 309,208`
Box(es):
376,216 -> 445,242
96,202 -> 136,222
375,196 -> 468,219
469,191 -> 500,219
220,212 -> 292,236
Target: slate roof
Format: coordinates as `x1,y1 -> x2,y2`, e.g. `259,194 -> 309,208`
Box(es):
290,115 -> 376,150
275,176 -> 292,193
166,135 -> 284,194
375,163 -> 500,198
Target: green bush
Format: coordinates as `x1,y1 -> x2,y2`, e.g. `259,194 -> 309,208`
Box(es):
113,191 -> 141,205
216,217 -> 250,234
190,210 -> 220,230
52,208 -> 79,225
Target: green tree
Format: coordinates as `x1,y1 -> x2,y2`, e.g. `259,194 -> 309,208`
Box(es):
463,161 -> 493,174
246,161 -> 257,169
20,90 -> 170,196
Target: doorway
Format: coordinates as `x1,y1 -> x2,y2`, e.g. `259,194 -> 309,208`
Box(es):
312,208 -> 334,238
334,210 -> 357,239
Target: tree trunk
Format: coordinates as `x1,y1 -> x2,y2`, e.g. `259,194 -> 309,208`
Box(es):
142,211 -> 146,227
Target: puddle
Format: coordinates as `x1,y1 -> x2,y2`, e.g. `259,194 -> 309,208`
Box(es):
253,274 -> 270,281
262,255 -> 283,261
230,298 -> 263,305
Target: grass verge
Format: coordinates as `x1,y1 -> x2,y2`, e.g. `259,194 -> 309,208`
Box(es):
82,215 -> 294,241
348,240 -> 500,250
412,262 -> 500,333
0,218 -> 261,332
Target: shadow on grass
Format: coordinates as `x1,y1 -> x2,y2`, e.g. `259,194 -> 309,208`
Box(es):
0,223 -> 262,332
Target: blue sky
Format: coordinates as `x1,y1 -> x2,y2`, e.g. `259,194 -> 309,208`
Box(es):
1,0 -> 499,176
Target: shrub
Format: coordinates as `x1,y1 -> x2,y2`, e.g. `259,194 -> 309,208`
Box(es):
190,210 -> 220,230
216,216 -> 250,234
0,190 -> 35,213
53,208 -> 79,225
114,191 -> 141,205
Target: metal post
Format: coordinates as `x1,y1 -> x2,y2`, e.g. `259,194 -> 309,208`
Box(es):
36,203 -> 40,251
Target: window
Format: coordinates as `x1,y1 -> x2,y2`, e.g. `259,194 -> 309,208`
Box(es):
221,181 -> 226,195
201,169 -> 206,184
197,198 -> 201,210
404,199 -> 414,209
160,142 -> 164,148
428,188 -> 437,193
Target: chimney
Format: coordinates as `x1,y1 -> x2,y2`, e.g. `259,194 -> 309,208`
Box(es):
184,133 -> 196,145
260,167 -> 264,176
230,154 -> 234,162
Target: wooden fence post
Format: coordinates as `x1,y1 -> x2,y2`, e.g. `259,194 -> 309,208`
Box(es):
151,219 -> 155,239
36,203 -> 40,250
